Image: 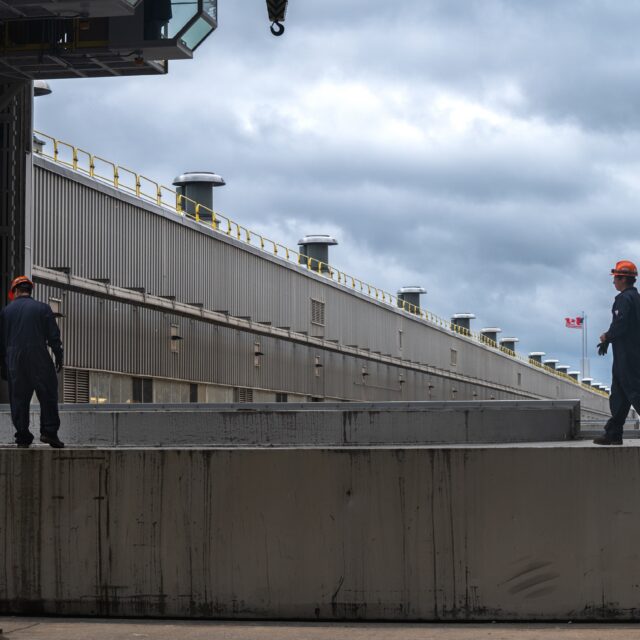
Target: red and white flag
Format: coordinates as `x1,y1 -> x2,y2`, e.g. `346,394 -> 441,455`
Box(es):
565,316 -> 583,329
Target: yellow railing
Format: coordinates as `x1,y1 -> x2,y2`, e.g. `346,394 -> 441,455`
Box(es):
33,131 -> 607,397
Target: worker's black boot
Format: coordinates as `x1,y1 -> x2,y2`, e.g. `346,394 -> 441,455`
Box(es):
40,434 -> 65,448
593,435 -> 623,445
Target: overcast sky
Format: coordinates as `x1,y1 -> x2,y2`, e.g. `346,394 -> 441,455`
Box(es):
35,0 -> 640,386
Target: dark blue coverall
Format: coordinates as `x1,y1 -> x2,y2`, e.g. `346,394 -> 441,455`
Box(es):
0,296 -> 63,445
603,286 -> 640,441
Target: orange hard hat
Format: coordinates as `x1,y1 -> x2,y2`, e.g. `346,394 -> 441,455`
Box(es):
8,275 -> 33,301
611,260 -> 638,278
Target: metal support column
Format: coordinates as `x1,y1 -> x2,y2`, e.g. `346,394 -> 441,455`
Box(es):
0,78 -> 33,402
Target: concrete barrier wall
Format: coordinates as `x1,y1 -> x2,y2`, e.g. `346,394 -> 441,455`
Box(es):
0,444 -> 639,620
0,400 -> 579,446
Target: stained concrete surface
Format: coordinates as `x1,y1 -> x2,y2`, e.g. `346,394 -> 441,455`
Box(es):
0,400 -> 579,446
1,618 -> 640,639
3,446 -> 640,620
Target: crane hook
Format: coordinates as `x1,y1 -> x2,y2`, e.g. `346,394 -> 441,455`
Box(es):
270,20 -> 285,36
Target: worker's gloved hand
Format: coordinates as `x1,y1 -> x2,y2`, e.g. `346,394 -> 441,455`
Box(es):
54,354 -> 63,373
0,365 -> 6,381
597,341 -> 609,356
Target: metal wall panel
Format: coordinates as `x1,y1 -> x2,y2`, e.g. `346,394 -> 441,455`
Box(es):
32,158 -> 609,417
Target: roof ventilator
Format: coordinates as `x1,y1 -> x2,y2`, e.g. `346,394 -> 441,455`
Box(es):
397,286 -> 426,313
298,235 -> 337,275
451,313 -> 475,334
499,337 -> 519,353
173,171 -> 225,224
480,327 -> 501,345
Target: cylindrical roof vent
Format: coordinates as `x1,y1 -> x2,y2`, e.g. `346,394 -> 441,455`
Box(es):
34,80 -> 52,97
568,371 -> 580,381
173,172 -> 225,222
451,313 -> 476,333
298,235 -> 338,274
543,359 -> 559,370
582,377 -> 593,387
499,337 -> 519,353
33,134 -> 46,154
556,365 -> 570,374
480,327 -> 501,345
528,351 -> 545,364
397,286 -> 426,313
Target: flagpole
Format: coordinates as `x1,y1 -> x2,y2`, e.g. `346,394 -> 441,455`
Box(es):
582,311 -> 588,378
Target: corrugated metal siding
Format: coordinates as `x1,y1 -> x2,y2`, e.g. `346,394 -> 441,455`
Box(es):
32,159 -> 609,417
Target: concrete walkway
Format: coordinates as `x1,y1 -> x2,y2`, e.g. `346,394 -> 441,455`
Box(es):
1,619 -> 640,639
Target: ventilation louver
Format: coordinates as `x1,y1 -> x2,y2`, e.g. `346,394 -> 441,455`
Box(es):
235,387 -> 254,403
63,369 -> 90,404
311,299 -> 325,326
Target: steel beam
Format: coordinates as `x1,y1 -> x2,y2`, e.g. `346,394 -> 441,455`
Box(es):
0,80 -> 33,403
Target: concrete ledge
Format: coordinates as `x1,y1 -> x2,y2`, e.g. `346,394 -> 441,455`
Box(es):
0,400 -> 579,446
0,445 -> 638,620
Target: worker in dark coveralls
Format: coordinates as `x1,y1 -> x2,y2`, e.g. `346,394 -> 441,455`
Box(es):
594,260 -> 640,445
0,276 -> 65,448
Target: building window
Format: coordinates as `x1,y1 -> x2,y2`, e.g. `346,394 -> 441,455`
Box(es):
170,324 -> 182,353
133,377 -> 153,403
190,383 -> 198,403
311,299 -> 325,326
234,387 -> 254,403
275,392 -> 288,402
450,348 -> 458,366
254,342 -> 263,367
517,373 -> 522,386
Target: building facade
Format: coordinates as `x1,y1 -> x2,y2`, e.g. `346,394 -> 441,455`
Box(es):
30,148 -> 609,418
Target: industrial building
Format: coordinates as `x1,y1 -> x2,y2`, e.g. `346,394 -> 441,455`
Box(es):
28,132 -> 609,418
